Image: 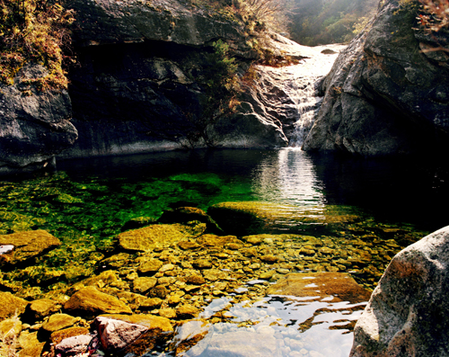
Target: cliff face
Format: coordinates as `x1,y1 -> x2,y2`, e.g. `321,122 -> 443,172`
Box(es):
0,65 -> 77,174
302,0 -> 449,156
59,0 -> 293,158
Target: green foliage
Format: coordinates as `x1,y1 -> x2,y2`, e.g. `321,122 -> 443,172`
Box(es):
0,0 -> 75,90
287,0 -> 378,45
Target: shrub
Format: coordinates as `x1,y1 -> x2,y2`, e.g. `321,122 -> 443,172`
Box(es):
0,0 -> 75,90
418,0 -> 449,32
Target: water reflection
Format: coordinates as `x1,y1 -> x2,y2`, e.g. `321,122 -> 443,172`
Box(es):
167,294 -> 364,357
252,148 -> 325,206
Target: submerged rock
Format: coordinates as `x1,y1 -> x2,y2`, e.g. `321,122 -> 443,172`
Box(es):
208,201 -> 359,235
118,223 -> 206,252
267,272 -> 371,303
351,226 -> 449,356
0,230 -> 61,267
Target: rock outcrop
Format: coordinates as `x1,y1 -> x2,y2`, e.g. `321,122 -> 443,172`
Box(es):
350,225 -> 449,356
303,0 -> 449,156
0,65 -> 77,174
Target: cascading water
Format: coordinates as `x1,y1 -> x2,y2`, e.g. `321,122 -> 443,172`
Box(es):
249,40 -> 345,148
286,44 -> 345,147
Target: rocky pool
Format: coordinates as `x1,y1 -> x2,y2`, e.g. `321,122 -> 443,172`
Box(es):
0,148 -> 448,356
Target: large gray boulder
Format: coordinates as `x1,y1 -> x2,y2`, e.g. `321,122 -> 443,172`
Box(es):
303,0 -> 449,156
0,65 -> 77,174
350,226 -> 449,356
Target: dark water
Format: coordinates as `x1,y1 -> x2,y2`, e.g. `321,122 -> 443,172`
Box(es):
2,148 -> 448,357
56,148 -> 449,232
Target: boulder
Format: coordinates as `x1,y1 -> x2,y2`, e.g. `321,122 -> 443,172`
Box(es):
0,64 -> 77,174
96,314 -> 173,355
64,286 -> 132,316
93,316 -> 149,352
118,224 -> 204,252
350,226 -> 449,357
26,299 -> 60,320
0,230 -> 61,267
303,0 -> 449,156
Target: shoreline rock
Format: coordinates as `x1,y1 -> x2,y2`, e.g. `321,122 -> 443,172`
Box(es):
350,225 -> 449,357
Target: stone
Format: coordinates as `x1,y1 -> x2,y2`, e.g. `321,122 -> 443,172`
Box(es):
27,299 -> 60,320
159,308 -> 177,319
176,304 -> 200,319
93,316 -> 149,352
51,326 -> 90,345
64,287 -> 132,316
0,292 -> 28,321
0,230 -> 61,266
148,286 -> 168,299
42,313 -> 78,333
185,275 -> 206,285
118,224 -> 201,252
18,331 -> 45,357
267,273 -> 371,303
192,259 -> 213,269
133,277 -> 157,294
55,334 -> 93,356
350,226 -> 449,357
0,317 -> 22,338
138,259 -> 164,274
140,298 -> 163,310
303,0 -> 449,156
203,269 -> 228,282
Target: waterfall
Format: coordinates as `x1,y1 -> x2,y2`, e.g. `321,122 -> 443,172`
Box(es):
287,44 -> 345,147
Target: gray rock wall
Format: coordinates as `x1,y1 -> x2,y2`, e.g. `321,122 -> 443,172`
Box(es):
0,65 -> 77,174
303,0 -> 449,156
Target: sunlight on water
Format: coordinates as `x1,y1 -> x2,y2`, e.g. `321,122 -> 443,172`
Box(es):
167,290 -> 365,357
252,148 -> 325,206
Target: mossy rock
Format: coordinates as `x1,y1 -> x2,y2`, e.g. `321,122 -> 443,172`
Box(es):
118,224 -> 205,252
51,326 -> 90,345
64,286 -> 132,317
0,292 -> 29,321
208,202 -> 360,235
0,230 -> 61,267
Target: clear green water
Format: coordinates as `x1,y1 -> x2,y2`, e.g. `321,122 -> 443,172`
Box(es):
1,148 -> 448,356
